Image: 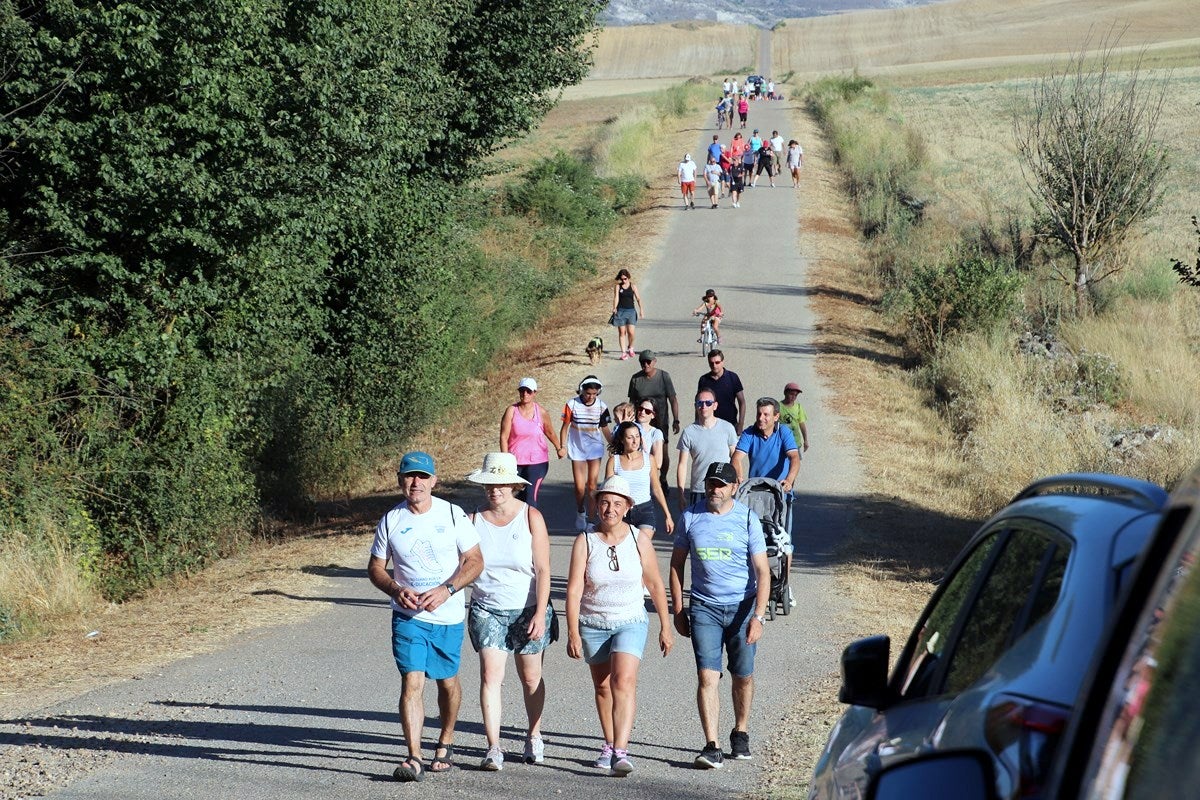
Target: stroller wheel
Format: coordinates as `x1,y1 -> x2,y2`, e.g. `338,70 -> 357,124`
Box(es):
767,599 -> 776,621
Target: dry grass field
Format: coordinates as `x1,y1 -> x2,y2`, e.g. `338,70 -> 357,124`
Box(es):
588,19 -> 757,79
772,0 -> 1200,78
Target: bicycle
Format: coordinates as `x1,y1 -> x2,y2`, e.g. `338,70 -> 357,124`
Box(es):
716,106 -> 727,130
694,312 -> 718,356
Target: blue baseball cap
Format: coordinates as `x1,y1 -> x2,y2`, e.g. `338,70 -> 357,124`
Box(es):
398,451 -> 436,476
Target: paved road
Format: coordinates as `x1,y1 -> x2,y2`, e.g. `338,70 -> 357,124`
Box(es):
3,99 -> 865,799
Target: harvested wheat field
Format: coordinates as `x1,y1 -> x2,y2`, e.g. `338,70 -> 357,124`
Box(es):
774,0 -> 1200,78
588,19 -> 757,79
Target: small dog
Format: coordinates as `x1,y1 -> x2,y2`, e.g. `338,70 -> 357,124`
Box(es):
585,336 -> 604,365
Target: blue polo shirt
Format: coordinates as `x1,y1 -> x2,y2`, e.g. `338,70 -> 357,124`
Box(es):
735,424 -> 798,481
707,141 -> 722,163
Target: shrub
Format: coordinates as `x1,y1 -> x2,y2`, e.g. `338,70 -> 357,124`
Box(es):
899,250 -> 1024,356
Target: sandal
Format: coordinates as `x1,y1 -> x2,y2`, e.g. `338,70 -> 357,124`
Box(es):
393,756 -> 424,782
430,742 -> 455,773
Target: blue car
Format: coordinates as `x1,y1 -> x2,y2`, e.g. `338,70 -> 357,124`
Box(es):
809,474 -> 1169,800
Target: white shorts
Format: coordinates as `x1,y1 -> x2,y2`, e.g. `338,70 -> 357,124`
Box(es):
567,428 -> 606,461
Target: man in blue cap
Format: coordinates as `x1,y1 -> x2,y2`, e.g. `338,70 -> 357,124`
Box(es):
368,450 -> 484,782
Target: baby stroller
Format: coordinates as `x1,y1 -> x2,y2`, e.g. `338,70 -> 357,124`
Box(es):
735,477 -> 792,620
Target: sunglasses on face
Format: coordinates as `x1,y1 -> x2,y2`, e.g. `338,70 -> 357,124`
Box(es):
695,400 -> 716,408
518,388 -> 535,394
638,407 -> 654,415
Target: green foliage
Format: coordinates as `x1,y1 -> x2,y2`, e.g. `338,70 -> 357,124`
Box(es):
806,74 -> 876,124
1171,215 -> 1200,288
897,250 -> 1025,355
1073,351 -> 1125,408
0,0 -> 603,601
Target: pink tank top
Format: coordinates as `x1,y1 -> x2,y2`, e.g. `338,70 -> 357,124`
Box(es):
509,403 -> 549,465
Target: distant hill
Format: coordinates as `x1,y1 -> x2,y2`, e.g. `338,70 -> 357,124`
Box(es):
603,0 -> 944,28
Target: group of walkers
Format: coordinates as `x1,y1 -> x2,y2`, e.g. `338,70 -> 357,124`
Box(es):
367,349 -> 812,782
681,129 -> 803,210
366,76 -> 816,784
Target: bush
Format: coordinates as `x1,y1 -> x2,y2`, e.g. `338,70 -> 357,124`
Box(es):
898,249 -> 1024,356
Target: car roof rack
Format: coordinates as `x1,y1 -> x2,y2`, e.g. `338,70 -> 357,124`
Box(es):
1010,473 -> 1168,511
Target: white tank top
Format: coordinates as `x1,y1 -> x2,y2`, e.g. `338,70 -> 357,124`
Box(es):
471,504 -> 536,610
613,454 -> 652,505
579,528 -> 647,630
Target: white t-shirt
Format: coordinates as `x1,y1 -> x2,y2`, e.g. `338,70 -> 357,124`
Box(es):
678,160 -> 698,182
704,163 -> 722,185
770,135 -> 784,153
371,496 -> 481,624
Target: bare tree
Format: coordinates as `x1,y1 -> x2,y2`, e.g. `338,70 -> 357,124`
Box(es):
1013,34 -> 1169,314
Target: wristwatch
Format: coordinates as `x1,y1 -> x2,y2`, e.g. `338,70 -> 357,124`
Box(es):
753,614 -> 767,624
443,581 -> 457,595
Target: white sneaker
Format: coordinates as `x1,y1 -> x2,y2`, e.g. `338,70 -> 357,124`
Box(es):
788,587 -> 796,609
481,745 -> 504,771
575,512 -> 587,531
524,736 -> 545,764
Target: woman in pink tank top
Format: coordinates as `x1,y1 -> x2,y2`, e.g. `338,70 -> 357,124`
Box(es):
500,377 -> 563,509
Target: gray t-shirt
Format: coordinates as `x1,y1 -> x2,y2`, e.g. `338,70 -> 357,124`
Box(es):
676,420 -> 738,492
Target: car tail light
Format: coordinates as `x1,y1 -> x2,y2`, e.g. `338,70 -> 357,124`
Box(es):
984,694 -> 1070,798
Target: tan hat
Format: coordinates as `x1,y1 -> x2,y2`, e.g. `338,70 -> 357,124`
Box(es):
594,475 -> 635,505
466,452 -> 529,485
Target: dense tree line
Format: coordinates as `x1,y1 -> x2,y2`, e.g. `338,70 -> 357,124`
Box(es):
0,0 -> 604,599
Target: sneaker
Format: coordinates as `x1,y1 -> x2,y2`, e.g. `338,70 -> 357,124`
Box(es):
610,749 -> 633,776
575,512 -> 587,531
481,745 -> 504,771
524,736 -> 545,764
695,741 -> 724,769
620,350 -> 630,360
787,586 -> 796,609
730,729 -> 752,760
594,743 -> 614,770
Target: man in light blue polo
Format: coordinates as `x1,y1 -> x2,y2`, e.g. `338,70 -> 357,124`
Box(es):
733,396 -> 800,491
367,451 -> 484,782
669,462 -> 770,770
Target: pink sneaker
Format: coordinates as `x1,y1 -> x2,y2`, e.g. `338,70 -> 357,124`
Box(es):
620,351 -> 630,360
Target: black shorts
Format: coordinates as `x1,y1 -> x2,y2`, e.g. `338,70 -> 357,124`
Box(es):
625,500 -> 657,531
756,159 -> 774,176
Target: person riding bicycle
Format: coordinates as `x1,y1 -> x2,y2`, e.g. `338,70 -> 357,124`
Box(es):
692,289 -> 723,343
715,98 -> 728,129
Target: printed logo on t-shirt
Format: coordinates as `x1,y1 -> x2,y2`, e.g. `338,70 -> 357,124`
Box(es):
410,539 -> 439,573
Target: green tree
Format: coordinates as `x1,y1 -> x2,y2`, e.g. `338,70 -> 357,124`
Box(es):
1013,37 -> 1169,314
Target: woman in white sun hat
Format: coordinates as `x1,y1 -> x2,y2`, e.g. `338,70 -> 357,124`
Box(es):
465,452 -> 554,772
565,475 -> 673,777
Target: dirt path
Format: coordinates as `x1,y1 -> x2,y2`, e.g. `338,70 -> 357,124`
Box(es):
0,84 -> 871,800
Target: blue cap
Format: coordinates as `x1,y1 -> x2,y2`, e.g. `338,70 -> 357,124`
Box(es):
398,451 -> 436,476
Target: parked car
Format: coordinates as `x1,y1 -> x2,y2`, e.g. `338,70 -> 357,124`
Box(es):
745,74 -> 764,94
809,474 -> 1170,800
868,464 -> 1200,800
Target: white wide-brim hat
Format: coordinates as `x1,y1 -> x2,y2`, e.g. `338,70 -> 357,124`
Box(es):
466,452 -> 530,485
594,474 -> 635,505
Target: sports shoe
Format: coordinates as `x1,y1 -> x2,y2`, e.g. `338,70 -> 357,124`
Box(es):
695,741 -> 724,769
481,744 -> 504,771
730,729 -> 752,760
610,748 -> 633,776
620,350 -> 630,360
575,512 -> 588,531
787,587 -> 796,609
594,742 -> 614,769
524,736 -> 544,764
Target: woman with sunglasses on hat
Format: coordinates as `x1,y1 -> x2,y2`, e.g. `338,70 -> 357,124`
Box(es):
604,421 -> 673,541
465,453 -> 554,772
561,375 -> 612,531
565,475 -> 673,777
500,377 -> 563,509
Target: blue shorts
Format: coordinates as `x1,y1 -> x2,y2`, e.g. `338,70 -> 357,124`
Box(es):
625,500 -> 656,532
391,613 -> 464,680
579,617 -> 648,665
468,602 -> 554,655
613,308 -> 638,327
689,596 -> 757,677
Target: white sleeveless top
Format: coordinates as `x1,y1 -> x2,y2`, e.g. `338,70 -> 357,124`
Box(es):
613,454 -> 652,505
471,504 -> 536,610
579,528 -> 647,630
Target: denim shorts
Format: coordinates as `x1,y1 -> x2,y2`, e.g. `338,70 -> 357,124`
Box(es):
689,596 -> 757,677
625,500 -> 656,532
613,307 -> 638,327
391,613 -> 464,680
467,602 -> 554,655
579,617 -> 648,665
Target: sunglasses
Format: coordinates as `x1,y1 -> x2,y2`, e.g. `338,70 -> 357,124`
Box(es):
607,545 -> 620,572
638,407 -> 655,415
695,400 -> 716,408
518,387 -> 535,394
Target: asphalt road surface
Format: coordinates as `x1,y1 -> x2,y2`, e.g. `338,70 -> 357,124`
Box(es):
3,98 -> 865,799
